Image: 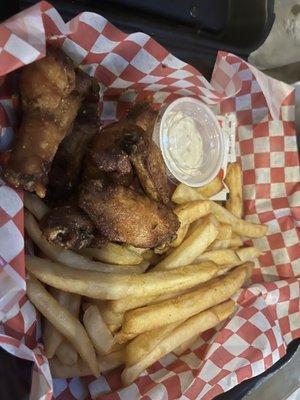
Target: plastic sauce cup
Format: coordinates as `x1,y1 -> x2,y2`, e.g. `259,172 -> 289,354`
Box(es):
153,97 -> 224,187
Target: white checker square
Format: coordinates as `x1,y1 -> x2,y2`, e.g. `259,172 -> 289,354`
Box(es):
174,88 -> 194,96
101,101 -> 117,121
291,260 -> 300,277
271,347 -> 281,363
283,332 -> 293,344
238,125 -> 253,141
199,359 -> 221,381
255,168 -> 271,184
69,377 -> 88,400
145,83 -> 167,91
0,186 -> 22,217
226,316 -> 247,333
251,333 -> 271,356
281,105 -> 295,121
168,69 -> 193,79
0,221 -> 23,262
159,351 -> 177,367
266,218 -> 280,235
89,376 -> 111,399
250,359 -> 265,376
243,184 -> 255,200
252,107 -> 269,124
261,266 -> 278,280
181,352 -> 202,369
138,75 -> 161,84
241,154 -> 254,170
110,77 -> 132,89
268,121 -> 284,136
289,313 -> 300,331
172,79 -> 193,89
91,35 -> 119,53
270,183 -> 286,198
289,281 -> 300,300
270,151 -> 284,167
254,137 -> 270,153
284,136 -> 297,151
153,91 -> 171,103
4,34 -> 40,64
218,372 -> 238,391
251,80 -> 261,93
53,379 -> 68,398
62,38 -> 88,64
223,357 -> 250,371
219,57 -> 237,77
79,12 -> 107,33
272,248 -> 290,264
119,383 -> 141,400
222,333 -> 250,356
131,48 -> 159,73
255,199 -> 273,213
162,53 -> 187,69
236,94 -> 252,111
285,166 -> 300,183
150,368 -> 172,382
239,69 -> 252,81
282,229 -> 299,247
288,190 -> 300,208
21,300 -> 36,332
101,53 -> 128,76
126,32 -> 150,46
276,300 -> 290,319
147,383 -> 168,399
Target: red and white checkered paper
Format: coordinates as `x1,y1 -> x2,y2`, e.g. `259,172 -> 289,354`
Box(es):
0,2 -> 299,400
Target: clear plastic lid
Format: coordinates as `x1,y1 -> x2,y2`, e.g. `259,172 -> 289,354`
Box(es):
153,97 -> 224,187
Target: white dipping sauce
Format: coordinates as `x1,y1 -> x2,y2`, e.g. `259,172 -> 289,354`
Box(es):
163,111 -> 203,173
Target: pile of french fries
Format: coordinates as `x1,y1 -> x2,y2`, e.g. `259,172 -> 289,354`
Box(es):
24,163 -> 268,386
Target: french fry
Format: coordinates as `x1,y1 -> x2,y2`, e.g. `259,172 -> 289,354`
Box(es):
81,243 -> 143,265
56,341 -> 78,366
216,224 -> 232,240
172,177 -> 222,204
173,335 -> 198,356
170,223 -> 189,248
236,247 -> 263,262
83,305 -> 114,355
121,300 -> 235,386
24,211 -> 148,274
26,255 -> 219,300
108,324 -> 121,334
175,200 -> 211,226
209,235 -> 243,250
125,322 -> 181,366
153,215 -> 219,271
225,163 -> 243,218
210,201 -> 267,238
26,275 -> 99,376
121,264 -> 252,335
97,304 -> 124,328
195,176 -> 223,198
24,193 -> 50,220
229,234 -> 244,249
50,349 -> 125,379
195,247 -> 262,265
115,331 -> 137,344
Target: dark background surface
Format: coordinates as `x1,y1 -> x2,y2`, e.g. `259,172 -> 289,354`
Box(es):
0,1 -> 299,400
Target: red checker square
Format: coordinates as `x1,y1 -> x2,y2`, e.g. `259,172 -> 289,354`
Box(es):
267,233 -> 284,250
102,23 -> 125,41
236,365 -> 252,382
286,182 -> 300,197
287,243 -> 300,261
265,328 -> 278,351
238,80 -> 252,95
102,366 -> 123,391
283,121 -> 295,135
194,343 -> 209,360
244,200 -> 256,215
270,136 -> 284,151
69,24 -> 99,51
206,385 -> 224,400
253,122 -> 269,138
3,314 -> 24,341
137,375 -> 157,396
239,139 -> 254,155
209,369 -> 229,386
285,151 -> 300,166
251,92 -> 267,108
143,38 -> 169,61
216,328 -> 235,345
185,75 -> 203,86
184,377 -> 206,399
25,323 -> 37,350
236,110 -> 253,125
255,183 -> 271,198
220,97 -> 236,113
82,52 -> 106,65
214,68 -> 230,88
237,321 -> 262,339
258,210 -> 275,223
264,354 -> 274,369
119,64 -> 145,81
270,167 -> 285,183
165,375 -> 183,399
183,63 -> 199,74
0,27 -> 11,48
0,50 -> 23,76
289,298 -> 299,314
209,347 -> 235,367
169,358 -> 190,374
278,315 -> 291,335
239,306 -> 260,320
0,210 -> 10,227
277,215 -> 295,232
276,263 -> 294,278
240,346 -> 263,363
254,153 -> 270,167
10,251 -> 25,279
259,252 -> 275,268
18,294 -> 27,308
282,91 -> 294,106
156,76 -> 177,85
114,40 -> 141,61
271,197 -> 289,210
95,65 -> 117,86
151,64 -> 175,77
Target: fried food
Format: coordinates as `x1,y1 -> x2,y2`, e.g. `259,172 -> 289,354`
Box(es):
81,243 -> 143,265
24,192 -> 50,220
79,180 -> 179,248
122,127 -> 171,205
3,48 -> 91,197
55,341 -> 78,366
40,206 -> 94,250
225,162 -> 243,218
47,79 -> 100,202
26,274 -> 99,376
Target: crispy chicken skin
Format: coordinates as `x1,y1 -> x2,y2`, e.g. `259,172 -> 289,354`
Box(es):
47,77 -> 100,203
3,48 -> 91,197
40,205 -> 94,250
123,127 -> 171,205
78,180 -> 179,248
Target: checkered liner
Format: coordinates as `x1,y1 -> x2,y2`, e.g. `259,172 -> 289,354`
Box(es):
0,2 -> 299,400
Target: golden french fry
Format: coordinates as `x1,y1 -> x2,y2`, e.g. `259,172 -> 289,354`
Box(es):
173,335 -> 198,356
153,215 -> 219,271
24,193 -> 50,220
50,349 -> 125,379
172,178 -> 223,204
108,289 -> 187,314
121,300 -> 235,386
97,304 -> 124,328
195,176 -> 223,198
115,331 -> 137,344
108,324 -> 121,334
210,235 -> 243,250
26,255 -> 219,300
236,247 -> 263,262
175,200 -> 211,225
24,211 -> 148,274
56,341 -> 78,366
121,264 -> 251,335
229,234 -> 244,249
83,305 -> 114,355
216,224 -> 232,240
125,322 -> 181,367
26,275 -> 99,376
225,163 -> 243,218
210,201 -> 267,238
81,243 -> 143,266
195,247 -> 262,265
170,223 -> 189,248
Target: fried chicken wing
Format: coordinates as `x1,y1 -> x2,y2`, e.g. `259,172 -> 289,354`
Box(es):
78,180 -> 179,248
46,77 -> 100,203
123,127 -> 171,205
40,205 -> 94,250
3,48 -> 91,197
